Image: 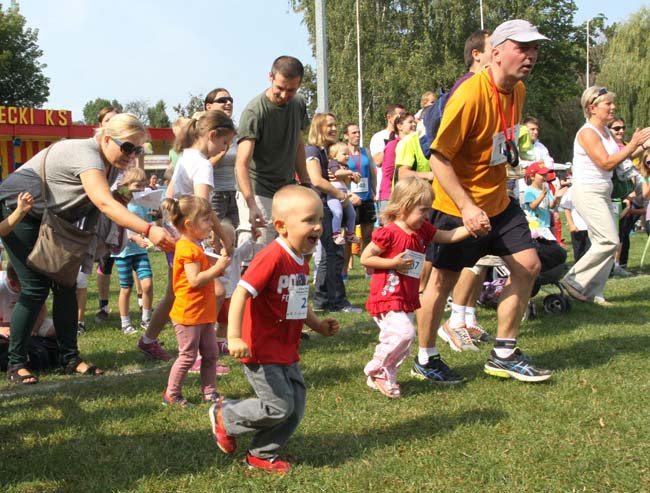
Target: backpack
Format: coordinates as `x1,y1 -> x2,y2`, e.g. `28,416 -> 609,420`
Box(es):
419,86 -> 451,158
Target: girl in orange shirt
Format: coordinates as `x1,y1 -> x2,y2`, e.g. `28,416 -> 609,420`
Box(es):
162,195 -> 231,407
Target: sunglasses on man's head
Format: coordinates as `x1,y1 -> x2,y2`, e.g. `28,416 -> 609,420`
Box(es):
111,137 -> 145,156
611,126 -> 625,131
213,96 -> 233,104
590,87 -> 608,105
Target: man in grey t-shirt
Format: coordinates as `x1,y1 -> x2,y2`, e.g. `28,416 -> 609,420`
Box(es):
235,56 -> 310,253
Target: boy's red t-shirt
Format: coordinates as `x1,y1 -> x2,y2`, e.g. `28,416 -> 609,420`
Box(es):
238,239 -> 309,365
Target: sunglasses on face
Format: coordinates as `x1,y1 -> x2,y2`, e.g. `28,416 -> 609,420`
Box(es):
611,126 -> 626,131
213,96 -> 233,104
590,87 -> 608,105
504,139 -> 519,168
111,137 -> 145,156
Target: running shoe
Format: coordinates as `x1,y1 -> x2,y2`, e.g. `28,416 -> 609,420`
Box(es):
122,324 -> 138,335
484,348 -> 553,382
245,452 -> 292,473
140,319 -> 150,331
438,321 -> 479,352
209,399 -> 237,454
465,322 -> 495,343
410,355 -> 464,385
137,337 -> 173,361
95,309 -> 109,324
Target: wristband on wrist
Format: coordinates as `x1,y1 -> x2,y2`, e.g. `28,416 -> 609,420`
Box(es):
142,223 -> 152,238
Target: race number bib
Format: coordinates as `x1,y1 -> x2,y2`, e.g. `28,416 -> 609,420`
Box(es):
402,249 -> 425,279
490,124 -> 520,167
351,177 -> 369,193
286,284 -> 309,320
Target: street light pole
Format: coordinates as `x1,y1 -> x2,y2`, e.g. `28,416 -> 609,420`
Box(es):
586,18 -> 592,88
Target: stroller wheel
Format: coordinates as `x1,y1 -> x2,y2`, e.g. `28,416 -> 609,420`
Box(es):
543,294 -> 570,314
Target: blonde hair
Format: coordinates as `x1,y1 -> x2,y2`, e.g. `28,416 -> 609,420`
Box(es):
328,142 -> 348,160
95,113 -> 147,141
121,166 -> 146,186
639,149 -> 650,178
161,195 -> 212,232
380,176 -> 434,225
308,112 -> 336,148
420,91 -> 436,108
172,117 -> 190,137
581,86 -> 616,119
272,185 -> 321,222
174,110 -> 235,153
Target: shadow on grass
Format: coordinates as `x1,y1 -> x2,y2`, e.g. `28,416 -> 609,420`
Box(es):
294,407 -> 506,467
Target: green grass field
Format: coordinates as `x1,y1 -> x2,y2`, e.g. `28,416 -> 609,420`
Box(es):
2,231 -> 650,492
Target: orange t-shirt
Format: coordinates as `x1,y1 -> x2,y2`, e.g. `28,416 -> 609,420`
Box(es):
431,68 -> 526,217
169,239 -> 217,325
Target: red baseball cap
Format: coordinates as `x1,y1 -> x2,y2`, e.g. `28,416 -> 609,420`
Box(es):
525,162 -> 549,178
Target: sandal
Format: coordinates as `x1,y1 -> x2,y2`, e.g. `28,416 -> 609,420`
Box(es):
63,359 -> 104,376
366,375 -> 401,399
7,365 -> 39,385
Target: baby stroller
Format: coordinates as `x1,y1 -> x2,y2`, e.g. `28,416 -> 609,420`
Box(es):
478,235 -> 570,320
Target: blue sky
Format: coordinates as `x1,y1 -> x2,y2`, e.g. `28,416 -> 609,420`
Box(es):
15,0 -> 649,123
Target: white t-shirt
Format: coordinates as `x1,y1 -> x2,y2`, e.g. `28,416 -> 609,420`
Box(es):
219,239 -> 255,298
0,272 -> 53,336
572,123 -> 619,185
170,148 -> 214,199
533,140 -> 554,168
559,187 -> 588,231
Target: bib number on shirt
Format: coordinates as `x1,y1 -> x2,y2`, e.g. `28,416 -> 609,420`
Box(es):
351,177 -> 369,193
490,124 -> 520,167
286,284 -> 309,320
402,249 -> 425,279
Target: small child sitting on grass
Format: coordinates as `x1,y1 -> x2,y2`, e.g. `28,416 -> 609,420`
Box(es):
210,185 -> 339,473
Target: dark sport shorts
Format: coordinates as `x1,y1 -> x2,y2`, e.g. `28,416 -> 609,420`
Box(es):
355,199 -> 376,226
432,198 -> 534,272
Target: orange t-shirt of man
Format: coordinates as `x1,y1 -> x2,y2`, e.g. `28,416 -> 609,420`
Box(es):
169,239 -> 217,325
431,68 -> 526,218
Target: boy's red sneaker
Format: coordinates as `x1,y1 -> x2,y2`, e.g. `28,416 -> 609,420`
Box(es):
209,399 -> 236,454
245,452 -> 292,473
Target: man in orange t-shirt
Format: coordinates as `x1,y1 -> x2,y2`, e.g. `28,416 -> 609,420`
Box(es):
413,20 -> 554,384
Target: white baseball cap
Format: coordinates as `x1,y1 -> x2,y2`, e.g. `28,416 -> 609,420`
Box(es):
490,19 -> 550,47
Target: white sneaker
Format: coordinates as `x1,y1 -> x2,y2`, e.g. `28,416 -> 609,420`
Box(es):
122,324 -> 138,335
438,321 -> 479,352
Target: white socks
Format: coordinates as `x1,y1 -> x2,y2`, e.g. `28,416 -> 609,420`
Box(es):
449,303 -> 466,327
418,347 -> 439,365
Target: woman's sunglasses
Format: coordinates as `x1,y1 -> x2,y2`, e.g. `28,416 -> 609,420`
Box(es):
213,96 -> 233,104
111,137 -> 145,156
590,87 -> 608,105
611,126 -> 626,131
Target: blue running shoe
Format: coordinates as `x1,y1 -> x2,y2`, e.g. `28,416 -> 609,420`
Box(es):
410,355 -> 464,385
484,348 -> 553,382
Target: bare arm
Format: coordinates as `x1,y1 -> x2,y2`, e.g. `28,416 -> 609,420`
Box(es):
80,169 -> 174,251
294,141 -> 310,184
397,165 -> 434,182
432,226 -> 471,244
227,285 -> 251,358
528,188 -> 547,210
306,159 -> 348,202
564,208 -> 578,232
372,151 -> 384,168
579,127 -> 650,171
305,309 -> 339,336
360,241 -> 413,273
183,256 -> 231,289
430,151 -> 490,237
235,138 -> 256,206
0,192 -> 33,236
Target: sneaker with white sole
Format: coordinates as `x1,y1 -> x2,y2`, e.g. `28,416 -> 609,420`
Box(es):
484,348 -> 553,382
122,324 -> 138,335
438,321 -> 479,352
465,323 -> 495,343
410,355 -> 464,385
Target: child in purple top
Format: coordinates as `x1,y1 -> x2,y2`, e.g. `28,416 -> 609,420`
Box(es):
326,142 -> 361,245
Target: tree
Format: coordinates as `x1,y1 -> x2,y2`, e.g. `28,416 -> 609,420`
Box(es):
147,99 -> 171,128
597,7 -> 650,132
291,0 -> 588,161
0,2 -> 49,107
173,93 -> 205,118
123,99 -> 150,125
82,97 -> 122,125
299,64 -> 318,118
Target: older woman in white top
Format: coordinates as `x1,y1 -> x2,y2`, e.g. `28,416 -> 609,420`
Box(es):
561,86 -> 650,305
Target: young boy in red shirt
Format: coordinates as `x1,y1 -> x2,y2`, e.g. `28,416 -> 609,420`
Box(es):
209,185 -> 339,473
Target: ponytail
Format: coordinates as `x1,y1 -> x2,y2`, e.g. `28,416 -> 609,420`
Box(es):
173,110 -> 235,153
161,195 -> 212,231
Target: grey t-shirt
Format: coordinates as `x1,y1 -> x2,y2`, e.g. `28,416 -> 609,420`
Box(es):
237,91 -> 308,198
212,139 -> 238,192
0,138 -> 118,223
